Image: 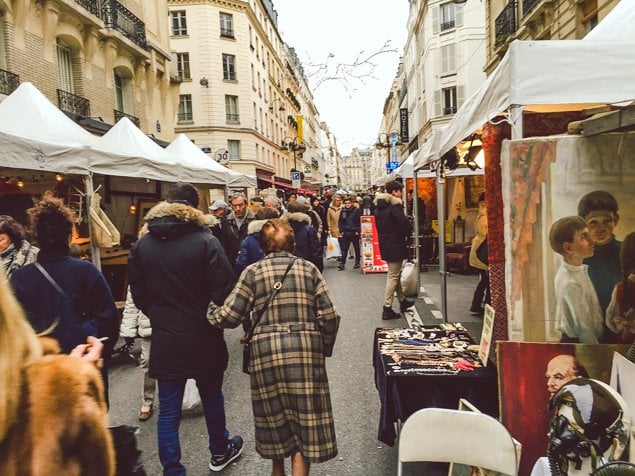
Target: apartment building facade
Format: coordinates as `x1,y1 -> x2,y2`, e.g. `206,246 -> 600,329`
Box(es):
399,0 -> 487,164
486,0 -> 620,73
0,0 -> 178,141
167,0 -> 328,193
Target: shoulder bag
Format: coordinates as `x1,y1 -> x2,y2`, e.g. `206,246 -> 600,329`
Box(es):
242,257 -> 297,374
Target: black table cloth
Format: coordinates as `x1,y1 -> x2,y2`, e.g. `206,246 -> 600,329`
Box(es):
373,327 -> 499,446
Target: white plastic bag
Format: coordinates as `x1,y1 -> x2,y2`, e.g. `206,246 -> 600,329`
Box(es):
182,379 -> 201,410
325,236 -> 341,260
400,262 -> 418,298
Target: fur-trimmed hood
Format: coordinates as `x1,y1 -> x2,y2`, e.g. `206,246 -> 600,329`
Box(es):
374,192 -> 402,208
144,201 -> 208,239
247,219 -> 268,235
203,214 -> 219,228
282,212 -> 311,225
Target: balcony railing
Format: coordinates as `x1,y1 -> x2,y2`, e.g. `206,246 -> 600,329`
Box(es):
443,106 -> 457,115
523,0 -> 540,16
57,89 -> 91,117
74,0 -> 99,16
0,69 -> 20,96
114,109 -> 140,127
100,0 -> 146,48
441,20 -> 456,31
495,1 -> 517,48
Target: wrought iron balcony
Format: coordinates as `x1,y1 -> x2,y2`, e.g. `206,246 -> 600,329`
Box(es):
74,0 -> 99,16
114,109 -> 140,127
441,20 -> 456,31
101,0 -> 146,48
443,106 -> 457,115
495,1 -> 517,49
57,89 -> 91,117
523,0 -> 540,16
0,69 -> 20,96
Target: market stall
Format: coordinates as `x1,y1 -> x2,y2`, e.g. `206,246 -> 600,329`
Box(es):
373,324 -> 498,447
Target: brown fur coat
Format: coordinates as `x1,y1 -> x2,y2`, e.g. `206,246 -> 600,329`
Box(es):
0,339 -> 114,476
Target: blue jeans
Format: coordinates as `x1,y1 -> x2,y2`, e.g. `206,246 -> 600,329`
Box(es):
157,375 -> 230,475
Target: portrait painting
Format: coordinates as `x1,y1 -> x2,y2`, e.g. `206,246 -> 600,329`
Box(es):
497,341 -> 631,476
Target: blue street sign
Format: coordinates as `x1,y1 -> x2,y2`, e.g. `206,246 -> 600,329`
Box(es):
291,171 -> 301,181
201,147 -> 212,153
386,161 -> 399,171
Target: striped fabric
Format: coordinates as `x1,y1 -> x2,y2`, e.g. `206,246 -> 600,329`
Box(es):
209,251 -> 340,462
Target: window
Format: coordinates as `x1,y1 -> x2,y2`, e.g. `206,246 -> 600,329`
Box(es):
220,12 -> 234,38
171,11 -> 187,36
581,0 -> 598,34
441,44 -> 456,74
222,54 -> 236,80
176,53 -> 190,80
178,94 -> 193,122
228,140 -> 240,160
225,95 -> 239,122
114,72 -> 133,114
57,39 -> 74,93
442,87 -> 457,115
440,3 -> 455,30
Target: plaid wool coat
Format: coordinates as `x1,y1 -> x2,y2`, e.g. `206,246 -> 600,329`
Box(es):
209,251 -> 340,462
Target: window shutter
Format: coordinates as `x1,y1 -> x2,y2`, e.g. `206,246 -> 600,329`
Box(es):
434,90 -> 441,118
432,6 -> 439,35
457,85 -> 465,109
449,43 -> 456,71
455,4 -> 464,27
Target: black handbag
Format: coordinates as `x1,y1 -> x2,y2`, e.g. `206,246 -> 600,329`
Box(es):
109,425 -> 146,475
242,258 -> 296,375
476,238 -> 489,266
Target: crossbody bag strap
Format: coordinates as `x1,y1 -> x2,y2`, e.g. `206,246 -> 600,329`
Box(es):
244,257 -> 297,344
33,261 -> 72,301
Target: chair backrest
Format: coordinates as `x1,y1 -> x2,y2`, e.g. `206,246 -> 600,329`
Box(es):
398,408 -> 518,475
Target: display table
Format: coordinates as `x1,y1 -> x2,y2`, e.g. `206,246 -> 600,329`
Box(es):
373,326 -> 498,446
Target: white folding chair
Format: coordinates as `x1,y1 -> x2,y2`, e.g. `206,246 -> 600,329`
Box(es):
397,408 -> 519,476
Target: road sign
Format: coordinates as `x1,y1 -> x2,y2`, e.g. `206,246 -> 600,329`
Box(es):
386,161 -> 399,172
215,148 -> 230,165
201,147 -> 212,153
291,171 -> 301,189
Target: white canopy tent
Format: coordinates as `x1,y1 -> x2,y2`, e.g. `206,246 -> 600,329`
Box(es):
413,0 -> 635,170
165,134 -> 256,188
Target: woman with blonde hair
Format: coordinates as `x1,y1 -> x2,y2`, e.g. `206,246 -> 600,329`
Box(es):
0,270 -> 114,475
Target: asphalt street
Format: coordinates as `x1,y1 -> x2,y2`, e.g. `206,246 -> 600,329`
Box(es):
108,258 -> 483,475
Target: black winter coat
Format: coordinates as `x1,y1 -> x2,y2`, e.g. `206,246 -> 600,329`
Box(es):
284,212 -> 324,272
128,201 -> 236,379
338,206 -> 361,234
373,192 -> 411,262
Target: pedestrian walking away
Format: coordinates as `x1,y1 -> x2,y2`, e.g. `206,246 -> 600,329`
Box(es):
208,218 -> 340,476
128,182 -> 243,474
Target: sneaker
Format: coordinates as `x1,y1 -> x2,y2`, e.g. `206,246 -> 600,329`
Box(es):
399,299 -> 415,313
210,436 -> 244,472
469,305 -> 485,315
382,306 -> 401,320
353,263 -> 360,269
338,264 -> 345,271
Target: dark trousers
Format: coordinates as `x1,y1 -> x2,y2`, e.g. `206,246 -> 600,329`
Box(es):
471,269 -> 490,310
157,374 -> 229,475
339,233 -> 360,267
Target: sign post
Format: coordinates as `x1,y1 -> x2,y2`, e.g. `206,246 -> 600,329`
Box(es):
291,171 -> 301,189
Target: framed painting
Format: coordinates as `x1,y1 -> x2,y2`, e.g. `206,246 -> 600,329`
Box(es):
464,175 -> 484,209
135,199 -> 159,232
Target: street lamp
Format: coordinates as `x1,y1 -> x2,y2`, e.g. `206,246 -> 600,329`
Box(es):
269,98 -> 286,113
375,131 -> 402,174
281,137 -> 307,182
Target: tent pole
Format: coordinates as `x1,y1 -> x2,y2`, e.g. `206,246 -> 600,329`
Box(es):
413,169 -> 420,293
436,161 -> 448,323
510,105 -> 524,140
84,173 -> 101,270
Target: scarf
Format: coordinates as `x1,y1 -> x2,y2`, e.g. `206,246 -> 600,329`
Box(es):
1,241 -> 34,277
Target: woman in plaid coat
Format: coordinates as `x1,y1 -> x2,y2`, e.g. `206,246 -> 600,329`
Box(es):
208,219 -> 340,475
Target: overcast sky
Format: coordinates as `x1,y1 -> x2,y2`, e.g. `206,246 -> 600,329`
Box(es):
273,1 -> 409,156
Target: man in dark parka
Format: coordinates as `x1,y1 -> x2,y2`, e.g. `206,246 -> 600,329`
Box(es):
128,183 -> 243,474
374,180 -> 415,320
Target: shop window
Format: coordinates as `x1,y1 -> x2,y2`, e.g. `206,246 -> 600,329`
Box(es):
220,12 -> 234,38
225,95 -> 239,122
57,39 -> 74,93
228,140 -> 240,161
223,53 -> 236,81
176,53 -> 190,80
178,94 -> 193,122
171,10 -> 187,36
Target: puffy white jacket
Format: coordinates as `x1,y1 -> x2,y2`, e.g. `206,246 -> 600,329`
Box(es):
119,286 -> 152,338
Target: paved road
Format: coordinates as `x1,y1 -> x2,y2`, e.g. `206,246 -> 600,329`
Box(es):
108,258 -> 483,475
